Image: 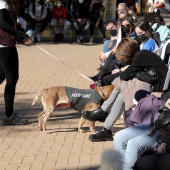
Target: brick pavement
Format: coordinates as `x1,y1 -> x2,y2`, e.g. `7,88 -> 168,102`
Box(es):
0,42 -> 124,170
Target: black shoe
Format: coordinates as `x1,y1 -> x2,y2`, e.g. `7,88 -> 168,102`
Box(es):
82,108 -> 108,122
88,74 -> 99,82
59,33 -> 64,42
2,113 -> 28,125
55,34 -> 59,42
89,128 -> 113,142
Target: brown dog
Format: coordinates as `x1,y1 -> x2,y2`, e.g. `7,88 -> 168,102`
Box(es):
32,85 -> 114,134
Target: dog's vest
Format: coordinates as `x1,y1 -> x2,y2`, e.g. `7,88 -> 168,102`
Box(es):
65,87 -> 104,112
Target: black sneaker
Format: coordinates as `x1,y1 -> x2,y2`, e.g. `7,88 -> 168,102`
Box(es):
59,33 -> 64,42
2,113 -> 28,125
88,74 -> 99,82
89,128 -> 113,142
55,34 -> 59,42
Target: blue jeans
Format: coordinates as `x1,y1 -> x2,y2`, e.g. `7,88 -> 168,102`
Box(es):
103,39 -> 115,52
114,123 -> 161,170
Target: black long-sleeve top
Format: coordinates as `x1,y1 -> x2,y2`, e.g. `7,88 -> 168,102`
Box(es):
119,50 -> 168,92
0,9 -> 28,42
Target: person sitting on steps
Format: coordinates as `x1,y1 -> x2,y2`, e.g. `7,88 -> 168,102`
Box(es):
82,38 -> 168,142
51,0 -> 71,42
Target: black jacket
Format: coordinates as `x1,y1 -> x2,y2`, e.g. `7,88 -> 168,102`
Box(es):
0,8 -> 29,47
120,50 -> 168,92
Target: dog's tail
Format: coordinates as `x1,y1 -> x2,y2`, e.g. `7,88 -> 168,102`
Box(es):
98,148 -> 125,170
32,90 -> 44,105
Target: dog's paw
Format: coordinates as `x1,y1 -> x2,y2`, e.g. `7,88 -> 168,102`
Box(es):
78,128 -> 86,133
43,130 -> 51,134
90,127 -> 96,132
38,126 -> 43,131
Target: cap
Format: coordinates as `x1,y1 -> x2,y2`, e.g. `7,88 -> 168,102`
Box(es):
135,90 -> 151,102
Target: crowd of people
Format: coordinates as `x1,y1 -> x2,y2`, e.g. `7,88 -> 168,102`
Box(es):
15,0 -> 109,43
85,1 -> 170,170
1,0 -> 170,170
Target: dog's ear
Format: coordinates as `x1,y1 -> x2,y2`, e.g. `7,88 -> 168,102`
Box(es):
96,87 -> 106,100
96,85 -> 114,100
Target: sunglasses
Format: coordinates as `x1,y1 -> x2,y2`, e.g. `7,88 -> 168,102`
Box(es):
122,24 -> 130,28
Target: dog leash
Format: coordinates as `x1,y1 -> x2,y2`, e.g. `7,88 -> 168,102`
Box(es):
35,44 -> 94,83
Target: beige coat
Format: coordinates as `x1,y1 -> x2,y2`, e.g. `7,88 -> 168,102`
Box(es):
112,77 -> 153,111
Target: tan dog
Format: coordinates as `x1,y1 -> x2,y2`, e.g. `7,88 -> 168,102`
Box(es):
32,85 -> 114,134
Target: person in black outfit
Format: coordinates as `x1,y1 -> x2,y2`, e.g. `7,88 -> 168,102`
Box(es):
72,0 -> 91,43
0,0 -> 32,125
89,0 -> 106,43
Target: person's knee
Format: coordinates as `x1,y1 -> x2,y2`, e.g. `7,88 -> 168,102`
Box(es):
102,76 -> 111,86
65,21 -> 71,27
114,131 -> 126,149
51,18 -> 57,26
104,40 -> 110,46
0,74 -> 5,84
6,75 -> 19,87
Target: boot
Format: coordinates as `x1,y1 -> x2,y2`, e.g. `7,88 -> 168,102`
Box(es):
82,108 -> 108,122
88,73 -> 99,82
89,128 -> 113,142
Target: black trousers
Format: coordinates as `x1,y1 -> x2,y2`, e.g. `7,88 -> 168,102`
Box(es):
29,17 -> 48,33
0,47 -> 19,117
99,54 -> 118,85
133,153 -> 170,170
90,19 -> 106,38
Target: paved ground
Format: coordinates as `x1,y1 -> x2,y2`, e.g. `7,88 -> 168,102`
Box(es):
0,42 -> 124,170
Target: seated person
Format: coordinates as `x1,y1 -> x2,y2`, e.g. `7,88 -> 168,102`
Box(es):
119,15 -> 135,39
89,0 -> 106,43
17,15 -> 27,33
98,11 -> 133,64
133,102 -> 170,170
135,16 -> 158,52
89,15 -> 135,85
88,18 -> 119,82
16,2 -> 27,33
51,0 -> 71,42
72,0 -> 91,43
154,13 -> 165,25
147,0 -> 165,16
98,89 -> 170,170
116,2 -> 128,20
152,19 -> 170,47
44,0 -> 52,24
82,38 -> 168,142
127,5 -> 138,21
28,0 -> 48,42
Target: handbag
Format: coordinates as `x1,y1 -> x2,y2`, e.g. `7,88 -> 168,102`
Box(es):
135,68 -> 158,85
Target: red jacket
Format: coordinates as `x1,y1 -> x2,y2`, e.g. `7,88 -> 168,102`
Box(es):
52,6 -> 67,21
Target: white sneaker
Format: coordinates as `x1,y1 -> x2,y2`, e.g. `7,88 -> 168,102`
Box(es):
77,35 -> 80,43
89,37 -> 94,43
36,33 -> 41,42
